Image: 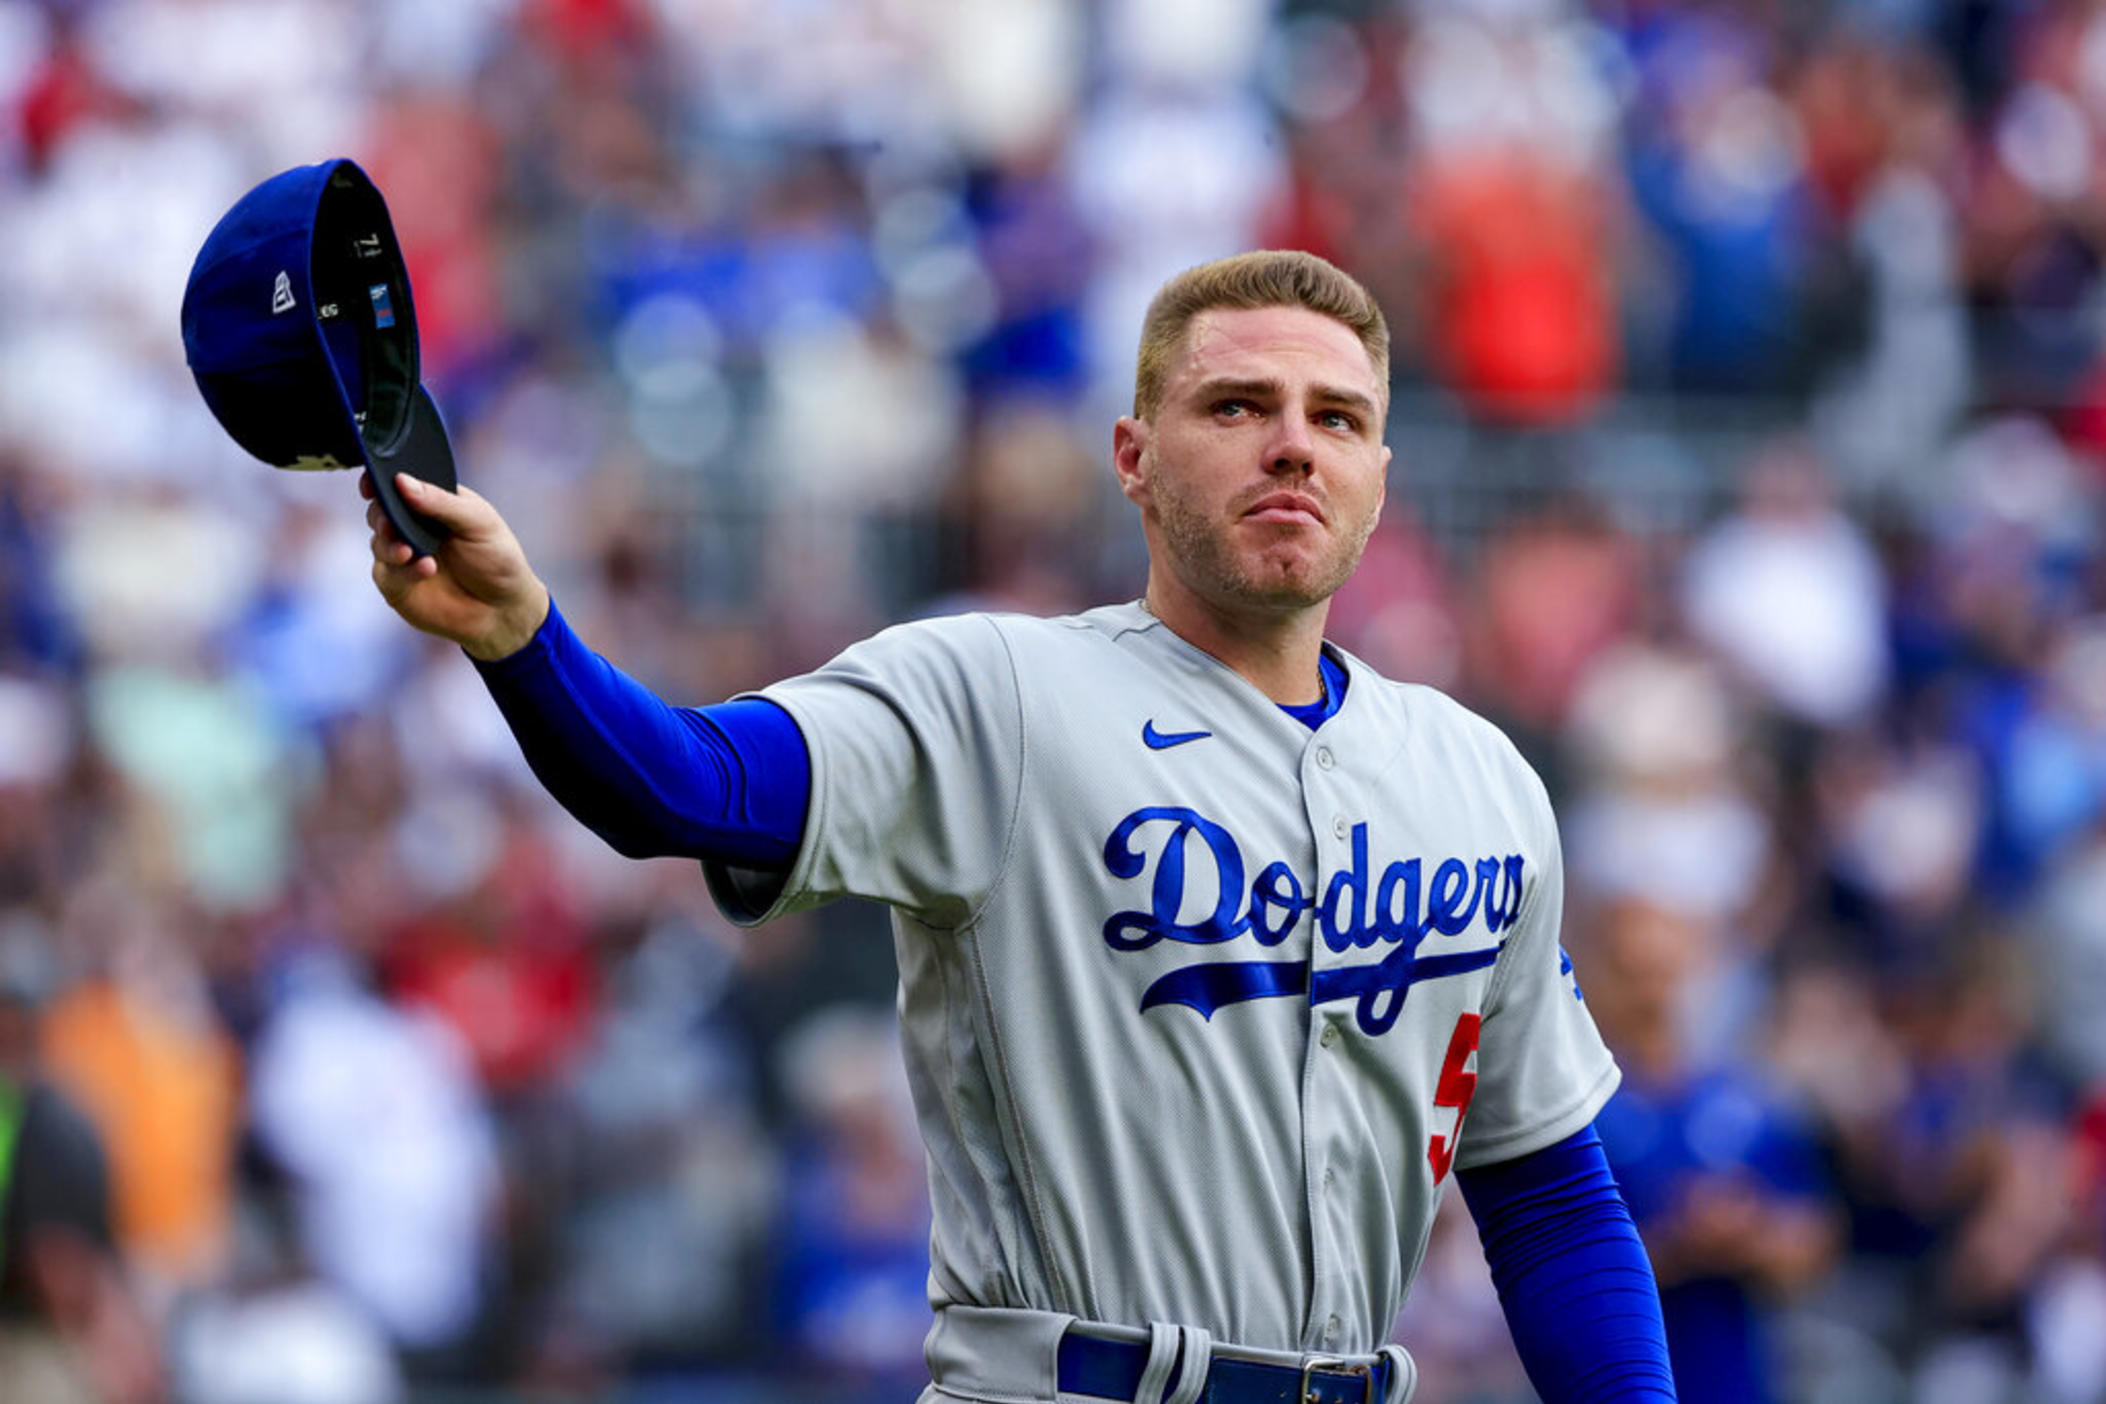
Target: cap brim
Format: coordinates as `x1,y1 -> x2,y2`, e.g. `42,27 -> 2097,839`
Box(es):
364,383 -> 456,559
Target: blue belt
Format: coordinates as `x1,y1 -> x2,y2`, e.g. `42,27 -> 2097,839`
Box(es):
1056,1330 -> 1390,1404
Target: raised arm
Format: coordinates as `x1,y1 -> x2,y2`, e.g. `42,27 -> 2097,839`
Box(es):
362,471 -> 808,866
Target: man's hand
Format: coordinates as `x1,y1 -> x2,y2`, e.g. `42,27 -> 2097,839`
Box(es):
363,471 -> 550,661
1647,1174 -> 1836,1294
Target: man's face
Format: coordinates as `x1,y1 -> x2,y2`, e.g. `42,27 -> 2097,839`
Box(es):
1116,305 -> 1390,617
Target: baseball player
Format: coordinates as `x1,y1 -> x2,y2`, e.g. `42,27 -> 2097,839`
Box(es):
364,251 -> 1677,1403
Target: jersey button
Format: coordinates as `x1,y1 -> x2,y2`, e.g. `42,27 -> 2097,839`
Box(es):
1331,815 -> 1349,839
1322,1167 -> 1335,1190
1319,1022 -> 1338,1049
1324,1315 -> 1342,1342
1316,746 -> 1334,770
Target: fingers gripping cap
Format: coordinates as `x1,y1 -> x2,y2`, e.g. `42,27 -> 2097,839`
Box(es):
181,159 -> 455,557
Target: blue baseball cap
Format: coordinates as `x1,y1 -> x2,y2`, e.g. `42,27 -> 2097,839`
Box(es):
181,159 -> 455,557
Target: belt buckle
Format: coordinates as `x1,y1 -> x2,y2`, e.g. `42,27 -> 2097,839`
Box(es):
1298,1356 -> 1375,1404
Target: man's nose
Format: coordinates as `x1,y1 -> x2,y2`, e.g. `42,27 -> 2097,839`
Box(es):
1266,412 -> 1315,474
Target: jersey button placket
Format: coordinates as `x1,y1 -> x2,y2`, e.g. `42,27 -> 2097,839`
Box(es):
1301,733 -> 1360,1354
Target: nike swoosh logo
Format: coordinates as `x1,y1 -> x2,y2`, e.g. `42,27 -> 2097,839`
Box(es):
1143,721 -> 1212,750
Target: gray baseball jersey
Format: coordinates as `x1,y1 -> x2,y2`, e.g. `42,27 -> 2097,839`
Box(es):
706,601 -> 1618,1367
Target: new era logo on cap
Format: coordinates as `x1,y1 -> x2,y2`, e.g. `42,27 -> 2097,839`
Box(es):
271,270 -> 295,314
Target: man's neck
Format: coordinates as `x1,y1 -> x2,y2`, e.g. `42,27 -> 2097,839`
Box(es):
1142,579 -> 1330,706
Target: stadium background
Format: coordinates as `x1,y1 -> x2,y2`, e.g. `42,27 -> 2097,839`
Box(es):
3,0 -> 2106,1401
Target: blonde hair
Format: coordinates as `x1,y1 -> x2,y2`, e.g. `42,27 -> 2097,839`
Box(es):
1132,250 -> 1389,419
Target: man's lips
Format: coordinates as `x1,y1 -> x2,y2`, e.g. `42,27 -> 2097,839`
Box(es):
1242,492 -> 1326,525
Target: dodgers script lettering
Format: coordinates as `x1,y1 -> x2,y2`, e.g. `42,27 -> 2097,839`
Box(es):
1101,807 -> 1522,1035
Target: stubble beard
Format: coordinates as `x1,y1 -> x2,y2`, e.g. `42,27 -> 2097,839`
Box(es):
1153,482 -> 1377,615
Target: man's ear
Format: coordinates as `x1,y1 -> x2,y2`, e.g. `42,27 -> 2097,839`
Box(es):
1113,416 -> 1150,507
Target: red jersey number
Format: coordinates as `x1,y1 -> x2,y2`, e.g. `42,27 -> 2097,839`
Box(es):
1426,1012 -> 1482,1184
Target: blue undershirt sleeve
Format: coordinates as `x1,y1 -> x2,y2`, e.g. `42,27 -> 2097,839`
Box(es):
470,598 -> 810,867
1456,1123 -> 1678,1403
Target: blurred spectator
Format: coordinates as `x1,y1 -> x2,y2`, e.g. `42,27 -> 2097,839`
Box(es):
1809,729 -> 1982,972
40,878 -> 239,1300
247,946 -> 497,1368
1774,938 -> 2077,1401
1464,502 -> 1640,751
1325,509 -> 1462,691
771,1005 -> 931,1399
1682,439 -> 1890,731
0,919 -> 163,1404
0,672 -> 76,905
229,503 -> 411,735
1995,619 -> 2106,876
1804,40 -> 1972,486
2032,819 -> 2106,1090
1961,3 -> 2106,411
0,455 -> 75,671
382,801 -> 596,1097
958,154 -> 1095,401
1587,897 -> 1840,1404
169,1189 -> 404,1404
934,399 -> 1105,618
1071,0 -> 1283,410
1564,642 -> 1774,936
1405,3 -> 1623,423
523,910 -> 778,1382
1618,7 -> 1823,394
1909,415 -> 2100,895
2059,1090 -> 2106,1402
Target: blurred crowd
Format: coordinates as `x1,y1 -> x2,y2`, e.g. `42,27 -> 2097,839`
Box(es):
4,0 -> 2106,1401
